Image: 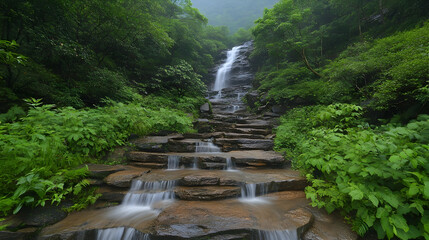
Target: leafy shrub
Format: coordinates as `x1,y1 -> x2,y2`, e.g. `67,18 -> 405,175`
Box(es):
275,104 -> 363,157
84,68 -> 137,105
153,60 -> 207,97
0,97 -> 194,215
275,104 -> 429,239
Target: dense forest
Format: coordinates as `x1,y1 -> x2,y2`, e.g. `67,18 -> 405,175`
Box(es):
0,0 -> 428,239
191,0 -> 278,33
0,0 -> 233,218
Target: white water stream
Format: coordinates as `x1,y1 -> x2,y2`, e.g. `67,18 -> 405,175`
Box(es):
213,45 -> 243,92
195,140 -> 221,153
167,155 -> 181,170
97,227 -> 150,240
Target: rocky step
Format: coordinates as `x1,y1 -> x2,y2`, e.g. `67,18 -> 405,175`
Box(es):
214,138 -> 274,151
168,138 -> 275,153
38,191 -> 358,240
130,134 -> 184,153
212,114 -> 260,123
226,127 -> 272,135
183,132 -> 267,140
175,186 -> 241,201
127,150 -> 286,169
235,123 -> 273,129
100,168 -> 307,191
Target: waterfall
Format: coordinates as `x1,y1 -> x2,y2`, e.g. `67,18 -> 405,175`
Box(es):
213,45 -> 243,92
240,183 -> 269,203
167,155 -> 180,170
225,157 -> 238,172
256,230 -> 298,240
97,227 -> 150,240
192,157 -> 198,169
195,140 -> 221,153
122,180 -> 176,207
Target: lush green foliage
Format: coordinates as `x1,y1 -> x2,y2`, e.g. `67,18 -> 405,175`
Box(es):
275,104 -> 429,239
0,97 -> 195,215
0,0 -> 230,111
251,0 -> 428,119
324,24 -> 429,113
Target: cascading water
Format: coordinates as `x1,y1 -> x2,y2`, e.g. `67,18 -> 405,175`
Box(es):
122,180 -> 176,207
167,155 -> 180,170
255,230 -> 298,240
97,227 -> 150,240
195,140 -> 221,153
213,45 -> 243,93
240,183 -> 269,203
225,157 -> 238,172
191,157 -> 198,169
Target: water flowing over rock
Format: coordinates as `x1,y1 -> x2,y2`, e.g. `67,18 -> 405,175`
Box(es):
167,155 -> 181,170
97,227 -> 149,240
122,180 -> 176,207
36,42 -> 357,240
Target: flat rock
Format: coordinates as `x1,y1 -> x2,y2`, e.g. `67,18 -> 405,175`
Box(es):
235,123 -> 272,129
39,207 -> 157,240
168,139 -> 201,152
223,132 -> 266,139
87,164 -> 126,179
227,128 -> 271,135
183,132 -> 224,139
3,204 -> 68,229
96,186 -> 127,202
128,150 -> 285,168
303,208 -> 358,240
131,134 -> 183,152
215,138 -> 274,151
154,193 -> 313,239
134,169 -> 305,191
180,175 -> 220,186
175,186 -> 241,200
104,167 -> 148,188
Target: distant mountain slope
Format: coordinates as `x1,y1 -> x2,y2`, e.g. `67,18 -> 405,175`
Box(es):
191,0 -> 279,33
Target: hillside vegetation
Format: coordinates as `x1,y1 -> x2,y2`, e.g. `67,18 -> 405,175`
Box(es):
251,0 -> 428,239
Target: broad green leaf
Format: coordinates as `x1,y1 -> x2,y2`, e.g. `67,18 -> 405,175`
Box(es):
390,214 -> 409,232
382,193 -> 400,208
349,189 -> 364,200
368,194 -> 379,207
408,184 -> 419,197
381,216 -> 394,239
424,181 -> 429,199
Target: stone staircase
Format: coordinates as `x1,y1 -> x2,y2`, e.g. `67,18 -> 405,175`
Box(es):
33,85 -> 358,240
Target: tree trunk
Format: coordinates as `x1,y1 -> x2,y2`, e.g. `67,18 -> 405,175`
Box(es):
301,48 -> 322,78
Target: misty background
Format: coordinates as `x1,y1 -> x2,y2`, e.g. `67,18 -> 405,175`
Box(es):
191,0 -> 279,33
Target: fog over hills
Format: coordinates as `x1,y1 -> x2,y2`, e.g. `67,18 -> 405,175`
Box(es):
191,0 -> 279,33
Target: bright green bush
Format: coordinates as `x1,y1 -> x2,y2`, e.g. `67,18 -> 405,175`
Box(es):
275,104 -> 429,239
0,97 -> 194,215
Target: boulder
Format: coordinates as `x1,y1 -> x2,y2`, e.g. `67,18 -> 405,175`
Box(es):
200,103 -> 211,113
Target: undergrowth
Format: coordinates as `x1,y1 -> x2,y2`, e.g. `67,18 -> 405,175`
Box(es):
275,104 -> 429,239
0,97 -> 197,216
